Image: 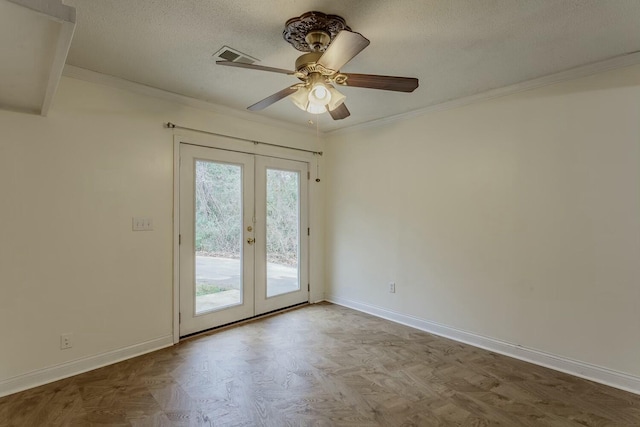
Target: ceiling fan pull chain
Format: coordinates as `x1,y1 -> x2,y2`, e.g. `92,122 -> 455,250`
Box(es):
315,155 -> 321,183
315,116 -> 321,182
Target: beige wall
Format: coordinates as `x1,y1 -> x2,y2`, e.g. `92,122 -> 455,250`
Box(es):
325,64 -> 640,377
0,76 -> 324,394
2,62 -> 639,395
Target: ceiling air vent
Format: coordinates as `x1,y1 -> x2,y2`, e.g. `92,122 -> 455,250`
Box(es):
213,46 -> 258,64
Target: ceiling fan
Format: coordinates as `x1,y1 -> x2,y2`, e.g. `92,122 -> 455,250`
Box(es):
216,11 -> 419,120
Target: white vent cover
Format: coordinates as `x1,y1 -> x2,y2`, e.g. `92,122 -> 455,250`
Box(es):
213,46 -> 258,64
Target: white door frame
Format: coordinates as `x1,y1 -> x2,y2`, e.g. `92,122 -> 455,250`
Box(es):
172,132 -> 316,343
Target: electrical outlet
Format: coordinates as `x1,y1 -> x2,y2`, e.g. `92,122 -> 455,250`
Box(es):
388,282 -> 396,293
60,333 -> 73,350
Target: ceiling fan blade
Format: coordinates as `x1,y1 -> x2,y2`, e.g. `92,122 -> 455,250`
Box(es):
247,86 -> 298,111
317,30 -> 370,72
217,61 -> 294,75
328,103 -> 350,120
341,73 -> 419,92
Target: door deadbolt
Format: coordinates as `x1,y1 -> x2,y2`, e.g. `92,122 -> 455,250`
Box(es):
247,226 -> 253,232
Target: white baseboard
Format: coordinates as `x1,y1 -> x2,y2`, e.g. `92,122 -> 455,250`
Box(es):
326,295 -> 640,395
0,335 -> 174,398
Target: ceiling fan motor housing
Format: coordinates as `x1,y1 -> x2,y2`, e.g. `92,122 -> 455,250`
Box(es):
295,52 -> 322,74
294,52 -> 343,86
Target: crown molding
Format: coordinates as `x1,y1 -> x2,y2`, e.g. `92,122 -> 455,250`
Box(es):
328,50 -> 640,136
64,49 -> 640,138
4,1 -> 75,116
8,0 -> 75,23
62,65 -> 317,135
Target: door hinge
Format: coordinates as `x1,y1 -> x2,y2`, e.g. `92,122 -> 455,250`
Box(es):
179,312 -> 181,323
307,227 -> 310,236
308,283 -> 310,291
179,234 -> 181,245
307,171 -> 311,180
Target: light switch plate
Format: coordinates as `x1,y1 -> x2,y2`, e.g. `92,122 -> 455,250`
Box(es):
132,217 -> 153,231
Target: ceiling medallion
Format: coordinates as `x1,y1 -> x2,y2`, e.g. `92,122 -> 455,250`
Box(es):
283,11 -> 351,52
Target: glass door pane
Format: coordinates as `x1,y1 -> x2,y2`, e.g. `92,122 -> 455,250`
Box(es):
254,156 -> 309,315
194,160 -> 243,313
265,169 -> 300,297
179,144 -> 254,337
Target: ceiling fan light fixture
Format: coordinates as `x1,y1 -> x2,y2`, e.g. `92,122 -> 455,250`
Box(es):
290,86 -> 310,111
306,72 -> 332,107
306,103 -> 327,115
327,85 -> 346,111
290,87 -> 324,114
308,83 -> 331,106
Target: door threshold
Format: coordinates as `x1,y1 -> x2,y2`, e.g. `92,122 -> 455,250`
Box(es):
179,301 -> 309,340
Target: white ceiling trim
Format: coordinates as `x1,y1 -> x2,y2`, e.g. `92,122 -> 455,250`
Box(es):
328,50 -> 640,136
63,49 -> 640,137
8,0 -> 75,22
62,65 -> 317,135
3,0 -> 75,116
41,19 -> 75,116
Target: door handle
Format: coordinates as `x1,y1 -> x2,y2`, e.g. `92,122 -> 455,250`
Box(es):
247,238 -> 255,245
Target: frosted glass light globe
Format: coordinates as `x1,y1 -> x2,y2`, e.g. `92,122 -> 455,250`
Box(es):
308,84 -> 332,105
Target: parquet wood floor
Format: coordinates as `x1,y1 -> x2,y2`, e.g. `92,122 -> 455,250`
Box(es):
2,303 -> 640,426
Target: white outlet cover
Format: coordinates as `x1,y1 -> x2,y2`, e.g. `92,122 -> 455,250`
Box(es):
60,333 -> 73,349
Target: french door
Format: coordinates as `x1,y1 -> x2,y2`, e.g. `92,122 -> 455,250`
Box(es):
179,144 -> 309,336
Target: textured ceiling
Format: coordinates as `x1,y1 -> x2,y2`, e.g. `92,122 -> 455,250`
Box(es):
63,0 -> 640,131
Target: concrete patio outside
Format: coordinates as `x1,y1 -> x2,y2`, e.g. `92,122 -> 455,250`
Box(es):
195,256 -> 298,313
